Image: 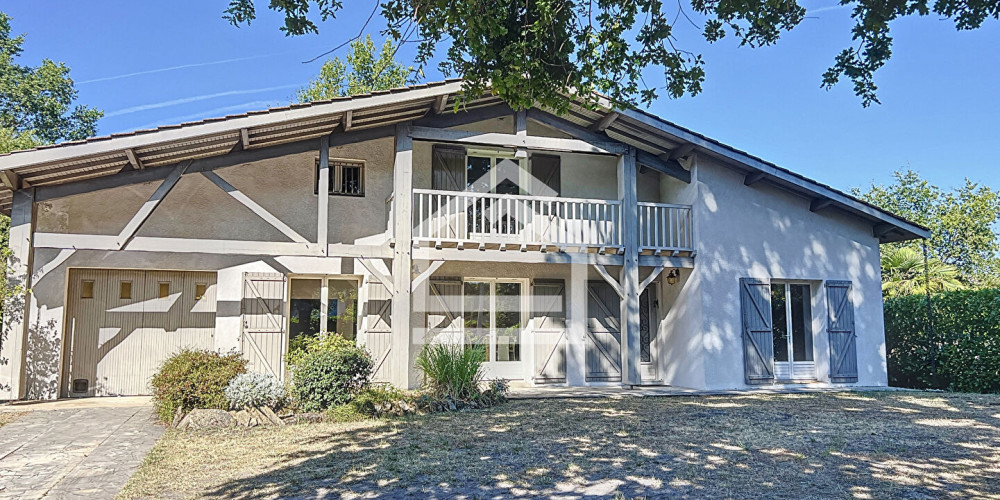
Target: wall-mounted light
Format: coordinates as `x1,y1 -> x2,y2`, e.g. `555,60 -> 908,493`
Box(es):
666,269 -> 680,285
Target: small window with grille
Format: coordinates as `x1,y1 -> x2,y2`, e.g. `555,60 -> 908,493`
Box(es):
315,158 -> 365,196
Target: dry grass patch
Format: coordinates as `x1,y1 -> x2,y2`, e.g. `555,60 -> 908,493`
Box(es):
118,391 -> 1000,499
0,411 -> 25,427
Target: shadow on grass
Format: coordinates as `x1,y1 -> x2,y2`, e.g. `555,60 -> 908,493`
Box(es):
199,392 -> 1000,499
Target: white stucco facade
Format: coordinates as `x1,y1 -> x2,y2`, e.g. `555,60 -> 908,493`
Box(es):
0,90 -> 920,400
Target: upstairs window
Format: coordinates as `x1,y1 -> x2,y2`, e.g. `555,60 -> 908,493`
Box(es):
315,158 -> 365,196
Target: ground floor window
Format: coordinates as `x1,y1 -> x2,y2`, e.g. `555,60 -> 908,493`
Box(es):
289,277 -> 358,350
461,279 -> 525,363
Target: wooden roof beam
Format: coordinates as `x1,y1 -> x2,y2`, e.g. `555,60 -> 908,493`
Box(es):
433,94 -> 449,114
343,110 -> 353,131
239,128 -> 251,150
0,170 -> 20,190
666,142 -> 696,161
810,198 -> 834,212
591,111 -> 620,132
744,171 -> 766,186
124,148 -> 144,170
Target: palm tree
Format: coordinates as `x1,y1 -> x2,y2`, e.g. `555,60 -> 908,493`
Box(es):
881,246 -> 965,298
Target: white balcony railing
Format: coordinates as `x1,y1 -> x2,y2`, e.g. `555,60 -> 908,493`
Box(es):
638,202 -> 694,254
411,189 -> 695,254
413,189 -> 622,249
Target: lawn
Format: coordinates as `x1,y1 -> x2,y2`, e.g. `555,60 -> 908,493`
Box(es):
119,391 -> 1000,499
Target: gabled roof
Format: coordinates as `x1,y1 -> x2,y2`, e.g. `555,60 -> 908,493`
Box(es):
0,79 -> 928,242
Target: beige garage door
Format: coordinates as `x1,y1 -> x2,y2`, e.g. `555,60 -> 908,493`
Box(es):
63,269 -> 217,397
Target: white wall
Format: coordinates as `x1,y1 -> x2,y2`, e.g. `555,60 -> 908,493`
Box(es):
656,155 -> 887,390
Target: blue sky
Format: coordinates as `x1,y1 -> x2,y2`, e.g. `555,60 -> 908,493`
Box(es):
5,1 -> 998,193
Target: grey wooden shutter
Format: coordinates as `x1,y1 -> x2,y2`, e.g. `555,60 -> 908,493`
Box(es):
363,278 -> 393,383
586,280 -> 623,381
530,154 -> 561,197
740,278 -> 775,384
825,280 -> 858,383
241,273 -> 287,380
426,278 -> 463,345
432,145 -> 466,191
532,279 -> 566,383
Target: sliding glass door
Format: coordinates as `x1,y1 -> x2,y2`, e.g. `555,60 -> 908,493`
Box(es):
461,279 -> 526,378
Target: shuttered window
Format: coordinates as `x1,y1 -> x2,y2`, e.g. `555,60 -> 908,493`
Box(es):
431,145 -> 466,191
826,281 -> 859,383
530,154 -> 561,197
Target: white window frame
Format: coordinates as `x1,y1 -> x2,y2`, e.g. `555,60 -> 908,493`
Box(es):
286,274 -> 363,339
771,280 -> 817,381
461,277 -> 529,377
464,148 -> 529,195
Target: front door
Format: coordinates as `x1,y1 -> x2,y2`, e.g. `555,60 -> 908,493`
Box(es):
639,286 -> 659,384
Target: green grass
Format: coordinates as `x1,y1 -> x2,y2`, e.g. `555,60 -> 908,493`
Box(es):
118,391 -> 1000,499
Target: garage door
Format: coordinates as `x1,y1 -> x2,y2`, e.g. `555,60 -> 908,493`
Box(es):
63,269 -> 217,397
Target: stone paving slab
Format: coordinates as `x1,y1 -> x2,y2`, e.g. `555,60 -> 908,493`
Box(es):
0,405 -> 162,499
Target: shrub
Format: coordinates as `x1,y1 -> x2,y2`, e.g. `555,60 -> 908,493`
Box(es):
415,344 -> 485,400
225,372 -> 286,410
885,288 -> 1000,393
290,334 -> 373,412
150,349 -> 246,421
349,384 -> 416,417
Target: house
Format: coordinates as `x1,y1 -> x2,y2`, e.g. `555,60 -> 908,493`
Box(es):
0,80 -> 928,399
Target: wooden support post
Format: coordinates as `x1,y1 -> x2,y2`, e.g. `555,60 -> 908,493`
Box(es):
390,123 -> 414,388
318,136 -> 330,254
618,146 -> 641,386
1,189 -> 34,400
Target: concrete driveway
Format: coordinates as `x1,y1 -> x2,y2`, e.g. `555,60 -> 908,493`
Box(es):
0,398 -> 162,499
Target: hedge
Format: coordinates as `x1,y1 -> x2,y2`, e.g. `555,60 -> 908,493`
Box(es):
885,288 -> 1000,393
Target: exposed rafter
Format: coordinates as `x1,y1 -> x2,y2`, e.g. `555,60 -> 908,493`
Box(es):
433,94 -> 449,114
124,148 -> 144,170
744,171 -> 766,186
666,142 -> 695,160
240,128 -> 251,150
591,111 -> 620,132
0,170 -> 20,190
343,110 -> 353,131
810,198 -> 834,212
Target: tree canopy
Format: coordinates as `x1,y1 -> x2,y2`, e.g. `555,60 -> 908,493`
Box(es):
224,0 -> 999,110
854,170 -> 1000,288
296,35 -> 412,102
0,12 -> 101,154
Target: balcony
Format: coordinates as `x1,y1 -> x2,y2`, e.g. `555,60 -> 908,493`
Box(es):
410,189 -> 694,256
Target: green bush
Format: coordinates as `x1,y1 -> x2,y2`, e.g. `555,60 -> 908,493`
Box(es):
150,349 -> 247,421
885,288 -> 1000,393
290,334 -> 373,412
415,343 -> 486,400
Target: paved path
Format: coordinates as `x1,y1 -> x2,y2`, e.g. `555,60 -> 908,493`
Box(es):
0,404 -> 162,499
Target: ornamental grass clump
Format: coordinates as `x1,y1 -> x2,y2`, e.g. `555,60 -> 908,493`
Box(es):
415,343 -> 486,401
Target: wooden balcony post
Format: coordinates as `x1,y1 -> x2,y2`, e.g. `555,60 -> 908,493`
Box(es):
618,146 -> 641,385
390,123 -> 414,388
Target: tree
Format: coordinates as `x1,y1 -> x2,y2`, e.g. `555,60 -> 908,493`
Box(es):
0,12 -> 101,341
223,0 -> 999,110
854,170 -> 1000,287
880,246 -> 964,297
0,12 -> 102,147
296,35 -> 412,102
